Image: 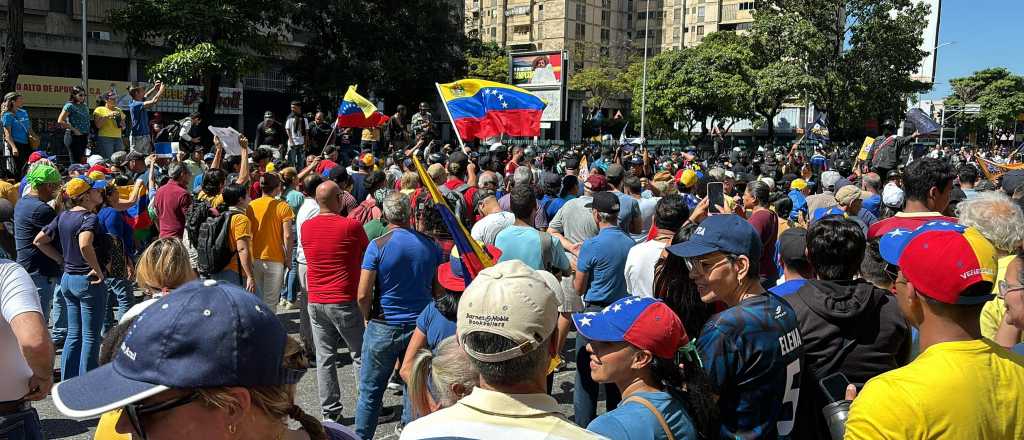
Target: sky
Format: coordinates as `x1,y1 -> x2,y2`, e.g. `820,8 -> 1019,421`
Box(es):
921,0 -> 1024,100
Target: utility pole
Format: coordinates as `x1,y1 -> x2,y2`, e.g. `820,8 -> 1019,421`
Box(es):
640,0 -> 651,140
81,0 -> 88,90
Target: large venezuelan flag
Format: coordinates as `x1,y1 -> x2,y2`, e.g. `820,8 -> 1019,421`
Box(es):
437,79 -> 546,141
337,85 -> 389,128
410,153 -> 493,285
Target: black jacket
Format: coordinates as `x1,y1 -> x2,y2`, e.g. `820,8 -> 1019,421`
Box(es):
786,279 -> 912,439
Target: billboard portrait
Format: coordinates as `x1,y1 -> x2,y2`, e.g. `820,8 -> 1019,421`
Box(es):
511,52 -> 563,87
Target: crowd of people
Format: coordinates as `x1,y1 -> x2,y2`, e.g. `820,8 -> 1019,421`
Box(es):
2,90 -> 1024,440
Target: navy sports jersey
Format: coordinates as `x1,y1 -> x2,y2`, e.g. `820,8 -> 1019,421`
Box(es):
697,292 -> 804,439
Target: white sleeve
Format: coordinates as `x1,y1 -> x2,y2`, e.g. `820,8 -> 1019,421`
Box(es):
1,263 -> 41,323
179,120 -> 193,141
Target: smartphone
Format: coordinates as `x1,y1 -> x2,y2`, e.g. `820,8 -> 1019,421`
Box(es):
819,372 -> 852,403
706,182 -> 725,214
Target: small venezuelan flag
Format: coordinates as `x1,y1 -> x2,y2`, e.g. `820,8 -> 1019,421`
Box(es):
437,79 -> 546,141
336,85 -> 389,128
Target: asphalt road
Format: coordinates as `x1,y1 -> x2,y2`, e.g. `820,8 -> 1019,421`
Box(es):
32,307 -> 595,440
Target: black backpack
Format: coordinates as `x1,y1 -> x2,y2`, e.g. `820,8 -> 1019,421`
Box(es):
154,117 -> 188,143
185,199 -> 214,245
196,208 -> 240,277
440,183 -> 473,229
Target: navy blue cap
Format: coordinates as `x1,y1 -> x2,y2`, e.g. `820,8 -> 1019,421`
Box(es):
52,279 -> 298,418
667,214 -> 761,259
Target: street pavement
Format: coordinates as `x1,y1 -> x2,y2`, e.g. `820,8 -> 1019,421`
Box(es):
32,307 -> 594,440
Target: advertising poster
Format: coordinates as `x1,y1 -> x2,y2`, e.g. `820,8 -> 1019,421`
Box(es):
511,52 -> 563,87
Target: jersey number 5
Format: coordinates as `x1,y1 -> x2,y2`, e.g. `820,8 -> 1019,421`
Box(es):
776,360 -> 801,436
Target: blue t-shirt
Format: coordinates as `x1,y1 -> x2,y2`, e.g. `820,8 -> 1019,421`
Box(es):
351,172 -> 368,203
612,190 -> 641,230
361,228 -> 442,324
1,109 -> 30,144
787,189 -> 807,221
14,195 -> 58,276
861,194 -> 881,217
540,195 -> 565,220
768,279 -> 807,298
578,226 -> 635,304
697,292 -> 804,439
98,206 -> 134,257
43,209 -> 100,275
415,302 -> 457,350
129,99 -> 149,136
495,225 -> 570,272
588,391 -> 698,440
62,102 -> 91,132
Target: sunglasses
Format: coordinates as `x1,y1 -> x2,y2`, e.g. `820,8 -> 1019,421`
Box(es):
997,281 -> 1024,300
123,392 -> 199,440
684,254 -> 731,276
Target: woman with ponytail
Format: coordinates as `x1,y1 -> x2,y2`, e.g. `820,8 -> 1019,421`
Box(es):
574,296 -> 719,439
654,224 -> 717,339
406,336 -> 478,418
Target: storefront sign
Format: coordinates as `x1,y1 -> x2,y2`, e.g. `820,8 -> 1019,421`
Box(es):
14,75 -> 243,115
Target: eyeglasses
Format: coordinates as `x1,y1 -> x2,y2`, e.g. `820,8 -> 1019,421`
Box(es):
684,254 -> 730,276
123,392 -> 199,440
997,281 -> 1024,300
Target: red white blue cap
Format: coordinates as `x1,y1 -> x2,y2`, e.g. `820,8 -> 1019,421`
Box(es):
572,296 -> 686,359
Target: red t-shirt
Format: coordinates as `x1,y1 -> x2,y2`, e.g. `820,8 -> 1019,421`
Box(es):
444,178 -> 478,213
867,212 -> 957,239
747,209 -> 779,279
153,180 -> 192,238
300,214 -> 369,303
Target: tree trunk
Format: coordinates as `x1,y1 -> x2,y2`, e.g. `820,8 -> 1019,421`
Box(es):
0,0 -> 25,95
201,73 -> 222,124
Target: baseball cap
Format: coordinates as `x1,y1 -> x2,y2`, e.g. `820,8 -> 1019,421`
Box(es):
835,185 -> 863,207
88,164 -> 112,176
778,227 -> 808,266
52,279 -> 301,418
820,171 -> 841,191
68,163 -> 88,174
27,150 -> 56,164
458,260 -> 559,363
1001,169 -> 1024,195
879,222 -> 996,305
488,142 -> 507,153
437,244 -> 503,292
585,191 -> 620,214
263,111 -> 274,119
359,153 -> 375,169
606,163 -> 625,179
64,176 -> 107,198
204,153 -> 216,162
87,154 -> 105,167
676,169 -> 698,188
585,174 -> 610,192
25,164 -> 61,187
882,184 -> 905,208
811,206 -> 847,223
110,151 -> 127,166
572,296 -> 686,360
791,178 -> 808,190
124,150 -> 146,164
667,214 -> 761,259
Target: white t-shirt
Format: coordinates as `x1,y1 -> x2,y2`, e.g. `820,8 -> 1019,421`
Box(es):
624,240 -> 668,298
471,211 -> 515,246
295,198 -> 320,265
285,116 -> 307,147
0,261 -> 42,401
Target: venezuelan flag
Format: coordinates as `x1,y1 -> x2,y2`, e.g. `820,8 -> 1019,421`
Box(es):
410,153 -> 493,285
437,79 -> 546,141
337,85 -> 390,128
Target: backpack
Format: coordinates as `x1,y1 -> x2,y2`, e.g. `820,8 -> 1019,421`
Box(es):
185,199 -> 214,246
440,183 -> 473,229
414,189 -> 447,237
154,117 -> 188,144
870,135 -> 899,170
196,208 -> 241,277
348,198 -> 382,225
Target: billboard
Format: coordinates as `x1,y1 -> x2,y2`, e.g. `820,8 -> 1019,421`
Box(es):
14,75 -> 131,108
510,50 -> 567,122
511,52 -> 564,87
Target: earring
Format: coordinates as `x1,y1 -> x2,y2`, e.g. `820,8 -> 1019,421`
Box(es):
227,424 -> 237,435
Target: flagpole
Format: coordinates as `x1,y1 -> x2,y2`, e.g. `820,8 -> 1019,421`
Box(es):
639,0 -> 650,140
435,82 -> 466,149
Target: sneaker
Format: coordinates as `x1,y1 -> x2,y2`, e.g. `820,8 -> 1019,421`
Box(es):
284,300 -> 298,310
387,373 -> 403,391
278,298 -> 287,308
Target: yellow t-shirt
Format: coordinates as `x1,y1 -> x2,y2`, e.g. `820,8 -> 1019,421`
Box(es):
246,196 -> 294,263
196,190 -> 224,210
845,339 -> 1024,440
224,212 -> 252,274
94,409 -> 131,440
93,106 -> 123,138
981,255 -> 1023,343
0,180 -> 18,205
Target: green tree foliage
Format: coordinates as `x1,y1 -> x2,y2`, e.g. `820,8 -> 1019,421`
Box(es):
946,68 -> 1024,138
755,0 -> 932,141
287,0 -> 467,111
465,40 -> 508,83
569,62 -> 628,110
110,0 -> 288,121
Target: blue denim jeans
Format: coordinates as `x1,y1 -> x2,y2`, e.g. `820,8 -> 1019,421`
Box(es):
51,283 -> 67,343
104,277 -> 134,329
60,273 -> 108,380
94,136 -> 122,159
354,320 -> 415,440
211,268 -> 243,286
0,405 -> 44,440
282,253 -> 298,303
29,274 -> 57,325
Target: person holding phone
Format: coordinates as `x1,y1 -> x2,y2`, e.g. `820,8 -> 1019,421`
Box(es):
33,176 -> 109,380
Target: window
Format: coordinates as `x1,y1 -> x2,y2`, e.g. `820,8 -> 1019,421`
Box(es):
736,22 -> 753,31
602,0 -> 611,7
576,23 -> 587,39
577,2 -> 586,21
601,28 -> 611,43
696,25 -> 703,35
697,6 -> 705,19
674,8 -> 681,20
739,2 -> 756,11
673,27 -> 681,41
602,10 -> 610,26
513,25 -> 530,35
538,4 -> 544,20
600,46 -> 610,57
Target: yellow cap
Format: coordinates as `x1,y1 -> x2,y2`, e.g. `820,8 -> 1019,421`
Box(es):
678,169 -> 698,188
265,162 -> 276,173
791,178 -> 808,190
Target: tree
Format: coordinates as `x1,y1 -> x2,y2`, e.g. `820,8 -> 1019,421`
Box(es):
747,20 -> 812,144
569,62 -> 627,110
755,0 -> 932,141
465,40 -> 507,83
110,0 -> 289,123
287,0 -> 467,111
0,0 -> 25,96
946,68 -> 1024,139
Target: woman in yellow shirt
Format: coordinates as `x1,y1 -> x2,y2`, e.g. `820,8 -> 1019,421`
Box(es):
92,92 -> 125,158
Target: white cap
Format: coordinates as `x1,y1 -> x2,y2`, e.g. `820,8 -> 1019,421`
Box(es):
759,177 -> 775,190
87,154 -> 105,167
458,260 -> 558,363
883,183 -> 905,208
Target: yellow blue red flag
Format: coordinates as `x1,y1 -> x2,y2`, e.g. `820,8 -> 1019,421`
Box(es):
437,79 -> 546,141
337,85 -> 389,128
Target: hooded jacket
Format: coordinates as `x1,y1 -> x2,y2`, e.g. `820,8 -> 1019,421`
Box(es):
786,279 -> 912,439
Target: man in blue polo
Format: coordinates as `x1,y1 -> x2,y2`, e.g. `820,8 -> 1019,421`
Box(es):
573,190 -> 636,426
667,214 -> 805,439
